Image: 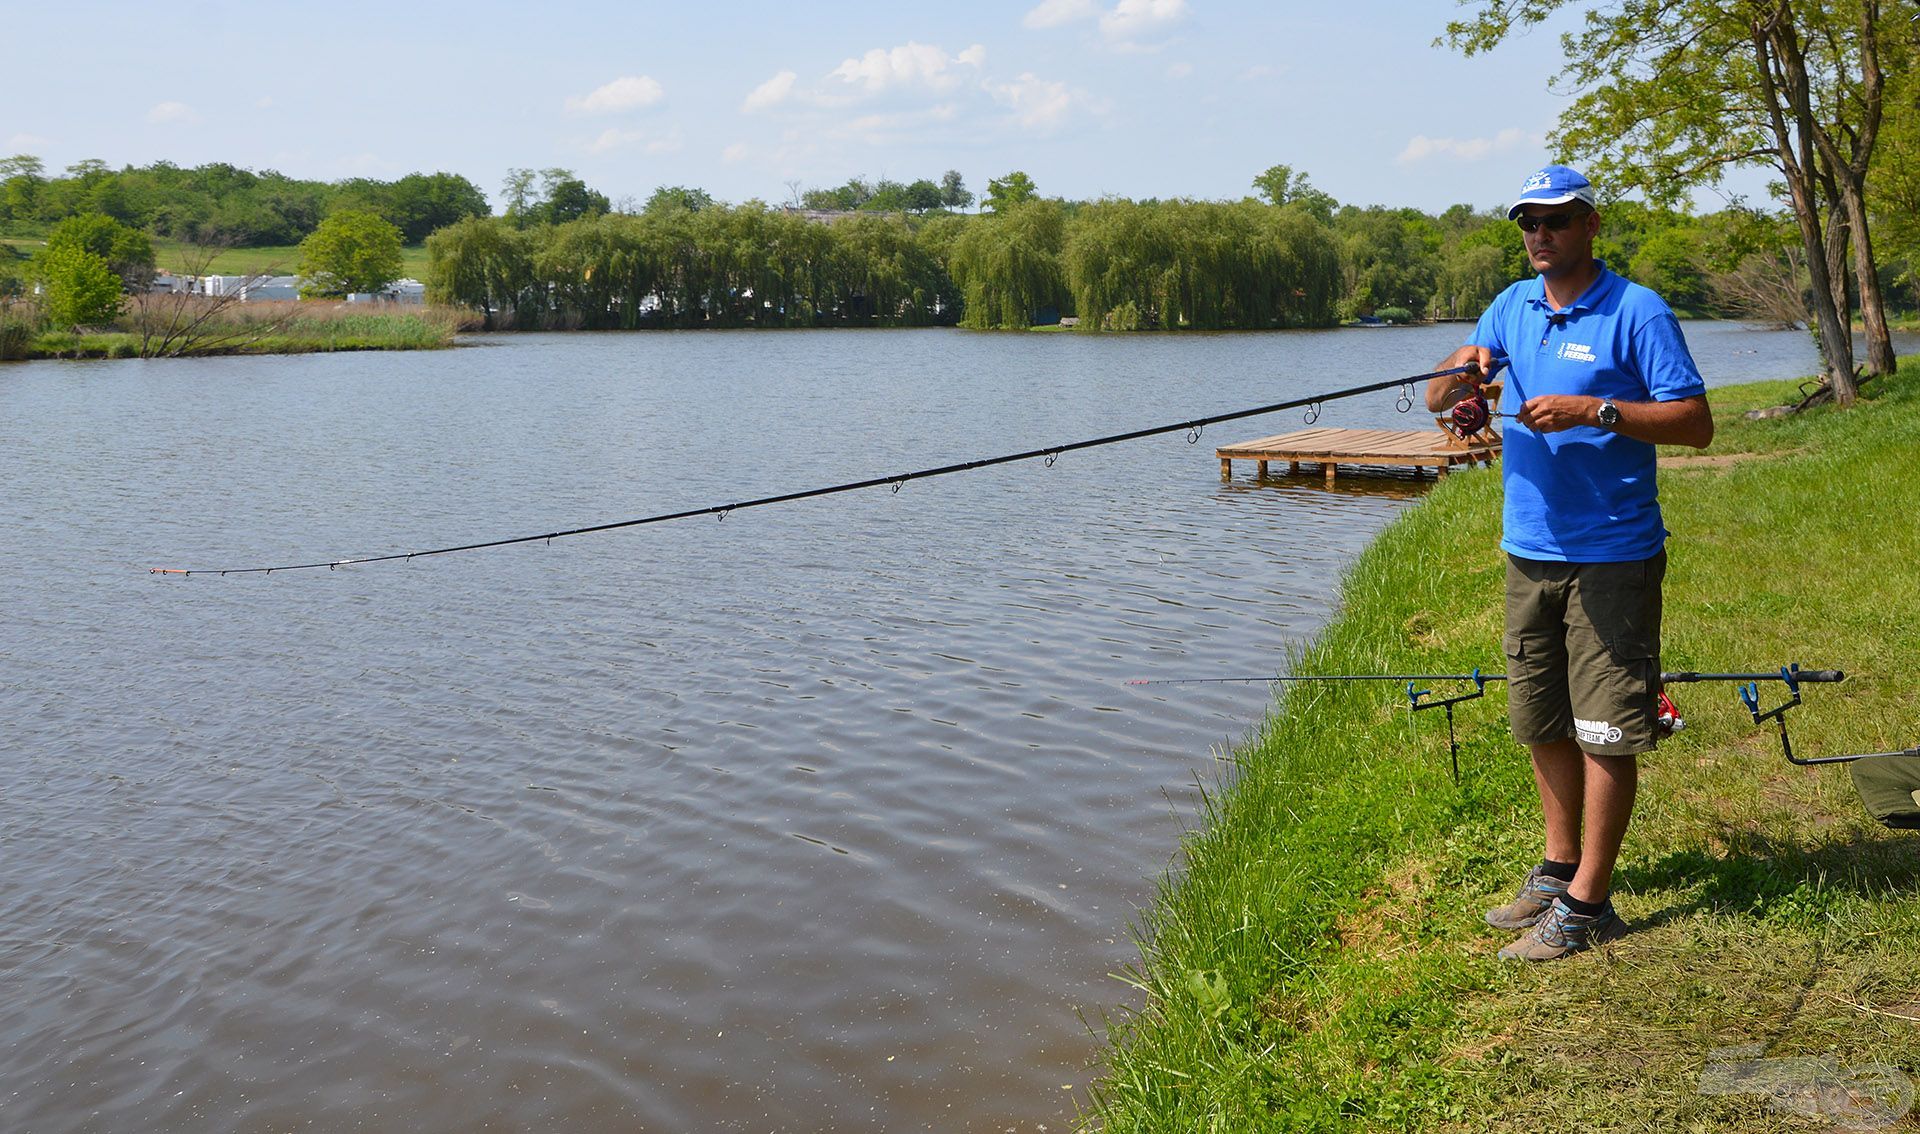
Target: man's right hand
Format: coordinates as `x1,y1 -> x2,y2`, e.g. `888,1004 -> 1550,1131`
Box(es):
1426,345 -> 1494,413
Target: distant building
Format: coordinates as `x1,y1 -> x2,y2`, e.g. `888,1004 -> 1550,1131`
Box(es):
153,274 -> 425,303
200,274 -> 300,301
347,279 -> 426,305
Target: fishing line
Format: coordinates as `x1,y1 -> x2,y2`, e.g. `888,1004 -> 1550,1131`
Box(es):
149,364 -> 1489,577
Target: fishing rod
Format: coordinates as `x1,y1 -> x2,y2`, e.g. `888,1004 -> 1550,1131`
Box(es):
148,363 -> 1492,578
1129,665 -> 1849,781
1125,666 -> 1847,689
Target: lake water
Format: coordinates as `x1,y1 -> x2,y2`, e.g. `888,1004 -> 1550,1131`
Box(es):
1,322 -> 1892,1132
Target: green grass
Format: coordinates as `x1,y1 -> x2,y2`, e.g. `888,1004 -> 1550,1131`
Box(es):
1085,359 -> 1920,1132
1,233 -> 431,279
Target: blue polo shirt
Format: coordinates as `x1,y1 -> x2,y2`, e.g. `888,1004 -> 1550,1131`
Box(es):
1469,262 -> 1705,563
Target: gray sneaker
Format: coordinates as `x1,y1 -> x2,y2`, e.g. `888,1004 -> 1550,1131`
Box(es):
1484,866 -> 1571,931
1498,898 -> 1629,962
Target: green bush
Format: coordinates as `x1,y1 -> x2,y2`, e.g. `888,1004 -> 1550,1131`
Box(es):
1374,305 -> 1415,324
37,244 -> 124,327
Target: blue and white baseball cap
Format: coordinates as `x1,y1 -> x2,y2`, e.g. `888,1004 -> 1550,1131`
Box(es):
1506,164 -> 1597,219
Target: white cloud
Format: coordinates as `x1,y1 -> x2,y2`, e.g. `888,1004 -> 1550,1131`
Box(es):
1397,127 -> 1539,164
722,142 -> 750,163
566,75 -> 666,115
1167,60 -> 1193,79
586,126 -> 681,155
829,42 -> 984,92
1100,0 -> 1189,38
147,101 -> 197,124
589,128 -> 645,153
1024,0 -> 1096,28
1027,0 -> 1188,48
743,71 -> 797,113
988,73 -> 1077,129
7,132 -> 51,149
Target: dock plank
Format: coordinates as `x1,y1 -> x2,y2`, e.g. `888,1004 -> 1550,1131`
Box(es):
1215,426 -> 1499,483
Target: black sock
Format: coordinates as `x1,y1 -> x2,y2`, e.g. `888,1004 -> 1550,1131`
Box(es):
1538,858 -> 1579,883
1559,892 -> 1606,917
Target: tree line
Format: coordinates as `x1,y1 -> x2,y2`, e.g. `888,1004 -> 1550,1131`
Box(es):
6,135 -> 1917,345
419,164 -> 1907,335
0,156 -> 488,246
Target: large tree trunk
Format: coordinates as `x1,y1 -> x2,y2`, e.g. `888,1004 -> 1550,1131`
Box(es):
1752,3 -> 1858,405
1817,165 -> 1851,338
1840,178 -> 1897,375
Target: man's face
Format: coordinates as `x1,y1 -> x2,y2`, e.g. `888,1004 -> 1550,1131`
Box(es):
1517,202 -> 1599,277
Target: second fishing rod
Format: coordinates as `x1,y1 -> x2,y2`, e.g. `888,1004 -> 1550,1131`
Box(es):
1129,664 -> 1854,780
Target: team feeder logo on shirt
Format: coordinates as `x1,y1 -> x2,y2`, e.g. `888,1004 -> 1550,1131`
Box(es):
1557,341 -> 1597,363
1576,717 -> 1624,745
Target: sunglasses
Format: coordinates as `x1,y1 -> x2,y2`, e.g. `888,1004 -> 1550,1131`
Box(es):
1514,211 -> 1585,233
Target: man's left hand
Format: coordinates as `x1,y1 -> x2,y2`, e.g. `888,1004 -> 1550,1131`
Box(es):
1517,394 -> 1598,433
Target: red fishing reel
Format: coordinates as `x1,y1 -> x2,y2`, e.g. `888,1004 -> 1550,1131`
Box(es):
1449,393 -> 1492,437
1657,689 -> 1685,737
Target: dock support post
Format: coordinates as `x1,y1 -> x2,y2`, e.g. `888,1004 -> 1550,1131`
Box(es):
1256,459 -> 1269,479
1219,458 -> 1232,481
1323,462 -> 1337,486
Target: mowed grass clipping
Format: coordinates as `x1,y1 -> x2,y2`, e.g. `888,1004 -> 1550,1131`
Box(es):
1086,358 -> 1920,1133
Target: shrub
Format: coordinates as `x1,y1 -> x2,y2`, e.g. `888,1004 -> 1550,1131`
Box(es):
1375,305 -> 1415,324
38,244 -> 124,327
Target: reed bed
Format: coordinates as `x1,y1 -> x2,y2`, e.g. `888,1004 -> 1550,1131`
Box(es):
12,298 -> 463,359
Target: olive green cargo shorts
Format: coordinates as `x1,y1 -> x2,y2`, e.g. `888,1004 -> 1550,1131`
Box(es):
1504,551 -> 1666,756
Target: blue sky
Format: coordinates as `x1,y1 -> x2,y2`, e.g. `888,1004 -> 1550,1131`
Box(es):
3,0 -> 1774,215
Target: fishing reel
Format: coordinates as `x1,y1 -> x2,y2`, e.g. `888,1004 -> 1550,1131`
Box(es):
1442,360 -> 1506,442
1448,391 -> 1493,438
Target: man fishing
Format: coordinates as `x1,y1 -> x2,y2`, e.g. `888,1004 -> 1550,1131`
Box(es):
1426,164 -> 1714,961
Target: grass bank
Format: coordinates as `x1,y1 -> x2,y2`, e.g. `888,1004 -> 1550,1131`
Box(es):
16,301 -> 462,359
1087,359 -> 1920,1131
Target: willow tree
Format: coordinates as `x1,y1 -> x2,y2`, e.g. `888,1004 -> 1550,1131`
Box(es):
831,212 -> 952,325
424,215 -> 541,329
947,199 -> 1068,329
1254,201 -> 1344,327
1445,0 -> 1905,405
1064,198 -> 1174,329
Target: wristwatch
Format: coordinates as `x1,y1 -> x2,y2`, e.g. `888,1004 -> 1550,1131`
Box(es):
1597,398 -> 1621,428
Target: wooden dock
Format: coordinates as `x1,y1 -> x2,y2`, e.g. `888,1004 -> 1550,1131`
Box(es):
1216,426 -> 1500,484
